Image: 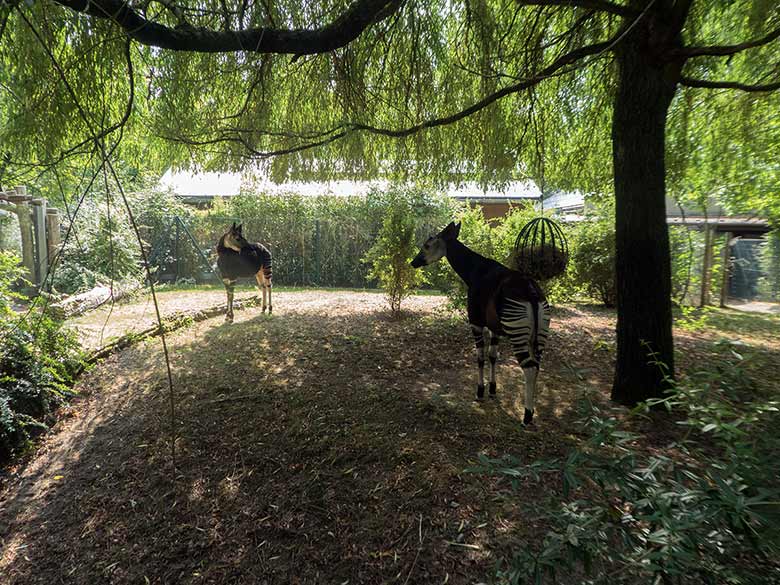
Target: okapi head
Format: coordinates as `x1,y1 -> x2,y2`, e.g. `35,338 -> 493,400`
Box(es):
411,221 -> 461,268
223,222 -> 249,252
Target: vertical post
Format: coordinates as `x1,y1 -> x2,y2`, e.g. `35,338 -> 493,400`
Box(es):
314,219 -> 321,286
46,208 -> 61,271
13,186 -> 36,285
31,197 -> 48,286
700,224 -> 713,307
174,217 -> 180,282
719,231 -> 732,308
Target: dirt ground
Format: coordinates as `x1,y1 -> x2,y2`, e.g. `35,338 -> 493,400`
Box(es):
1,291 -> 778,584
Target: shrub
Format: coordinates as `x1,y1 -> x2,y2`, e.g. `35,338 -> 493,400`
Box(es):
757,229 -> 780,301
191,187 -> 455,288
363,193 -> 425,315
474,347 -> 780,584
569,204 -> 616,307
1,251 -> 84,463
51,199 -> 142,294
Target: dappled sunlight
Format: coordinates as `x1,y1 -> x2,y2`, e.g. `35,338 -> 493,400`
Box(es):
3,292 -> 777,584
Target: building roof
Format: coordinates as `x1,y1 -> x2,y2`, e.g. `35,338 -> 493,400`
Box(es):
158,169 -> 543,203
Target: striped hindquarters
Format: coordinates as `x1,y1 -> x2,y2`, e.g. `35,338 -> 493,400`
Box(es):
500,297 -> 551,366
258,245 -> 273,282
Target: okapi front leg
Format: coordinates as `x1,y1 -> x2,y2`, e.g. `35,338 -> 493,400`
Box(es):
223,278 -> 236,323
487,331 -> 499,398
472,325 -> 486,401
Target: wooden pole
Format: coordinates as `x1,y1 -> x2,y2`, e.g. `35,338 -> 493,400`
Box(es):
31,198 -> 48,286
12,186 -> 36,284
699,225 -> 713,307
46,207 -> 61,271
719,231 -> 732,308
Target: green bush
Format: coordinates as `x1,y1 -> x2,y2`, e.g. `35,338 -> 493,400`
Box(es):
51,199 -> 142,294
363,193 -> 426,315
1,252 -> 84,463
568,204 -> 616,307
474,346 -> 780,584
758,229 -> 780,301
190,187 -> 455,288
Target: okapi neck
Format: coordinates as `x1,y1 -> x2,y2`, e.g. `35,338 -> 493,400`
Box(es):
445,239 -> 481,286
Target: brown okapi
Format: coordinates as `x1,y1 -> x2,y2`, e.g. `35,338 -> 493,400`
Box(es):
411,221 -> 550,425
217,222 -> 273,322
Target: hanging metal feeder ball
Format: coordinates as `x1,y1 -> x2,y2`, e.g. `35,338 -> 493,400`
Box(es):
512,217 -> 569,280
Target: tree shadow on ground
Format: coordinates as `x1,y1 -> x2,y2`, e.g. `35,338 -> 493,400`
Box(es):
0,300 -> 615,584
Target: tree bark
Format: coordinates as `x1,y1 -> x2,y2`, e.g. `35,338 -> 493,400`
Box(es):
611,9 -> 682,405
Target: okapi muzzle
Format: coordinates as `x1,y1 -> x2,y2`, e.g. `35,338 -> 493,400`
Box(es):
411,235 -> 447,268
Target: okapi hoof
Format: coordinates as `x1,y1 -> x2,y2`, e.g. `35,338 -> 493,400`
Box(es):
475,384 -> 485,401
488,382 -> 497,398
522,408 -> 535,426
225,314 -> 234,324
268,306 -> 273,314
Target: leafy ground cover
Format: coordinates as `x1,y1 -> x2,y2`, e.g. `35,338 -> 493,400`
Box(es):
1,291 -> 778,584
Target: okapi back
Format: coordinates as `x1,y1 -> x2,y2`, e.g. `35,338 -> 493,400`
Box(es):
217,237 -> 273,280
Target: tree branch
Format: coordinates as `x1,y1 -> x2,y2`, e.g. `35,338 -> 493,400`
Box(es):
679,76 -> 780,92
516,0 -> 637,17
348,38 -> 614,138
51,0 -> 403,54
167,37 -> 616,158
679,25 -> 780,58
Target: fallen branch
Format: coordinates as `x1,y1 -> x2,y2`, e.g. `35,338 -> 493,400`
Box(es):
49,281 -> 140,319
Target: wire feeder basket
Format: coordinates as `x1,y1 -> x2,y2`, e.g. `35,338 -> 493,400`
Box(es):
512,217 -> 569,280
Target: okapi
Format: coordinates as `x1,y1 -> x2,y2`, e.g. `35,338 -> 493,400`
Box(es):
411,221 -> 550,425
217,222 -> 273,322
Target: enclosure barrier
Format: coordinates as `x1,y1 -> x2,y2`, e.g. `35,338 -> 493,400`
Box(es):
0,185 -> 60,288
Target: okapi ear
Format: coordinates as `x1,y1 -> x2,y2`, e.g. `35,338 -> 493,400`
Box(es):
441,221 -> 458,240
231,221 -> 237,230
236,224 -> 243,234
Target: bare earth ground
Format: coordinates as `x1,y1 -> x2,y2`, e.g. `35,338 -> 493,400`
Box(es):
1,291 -> 778,584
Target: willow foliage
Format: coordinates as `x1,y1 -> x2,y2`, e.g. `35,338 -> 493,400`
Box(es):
0,1 -> 776,213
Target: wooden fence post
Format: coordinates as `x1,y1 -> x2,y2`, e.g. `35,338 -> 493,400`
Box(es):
719,231 -> 732,308
11,186 -> 36,284
700,224 -> 714,307
46,207 -> 61,271
31,197 -> 48,285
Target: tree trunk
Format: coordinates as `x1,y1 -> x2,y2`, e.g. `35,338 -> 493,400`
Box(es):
611,13 -> 682,405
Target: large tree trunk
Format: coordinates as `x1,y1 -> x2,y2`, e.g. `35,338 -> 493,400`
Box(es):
611,12 -> 682,405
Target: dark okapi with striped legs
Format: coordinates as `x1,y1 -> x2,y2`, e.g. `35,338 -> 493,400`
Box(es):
217,223 -> 273,322
411,222 -> 551,426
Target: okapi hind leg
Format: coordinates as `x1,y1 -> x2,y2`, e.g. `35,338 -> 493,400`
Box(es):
522,365 -> 538,426
471,325 -> 487,401
488,331 -> 499,398
223,278 -> 236,323
265,267 -> 273,314
255,273 -> 267,313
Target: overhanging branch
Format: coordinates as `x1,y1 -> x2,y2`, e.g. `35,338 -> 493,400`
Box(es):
51,0 -> 403,54
516,0 -> 637,17
169,37 -> 615,157
679,25 -> 780,58
680,76 -> 780,92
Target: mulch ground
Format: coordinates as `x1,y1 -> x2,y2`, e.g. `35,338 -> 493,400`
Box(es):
1,291 -> 778,584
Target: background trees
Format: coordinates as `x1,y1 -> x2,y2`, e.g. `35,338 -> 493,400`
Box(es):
1,0 -> 778,404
